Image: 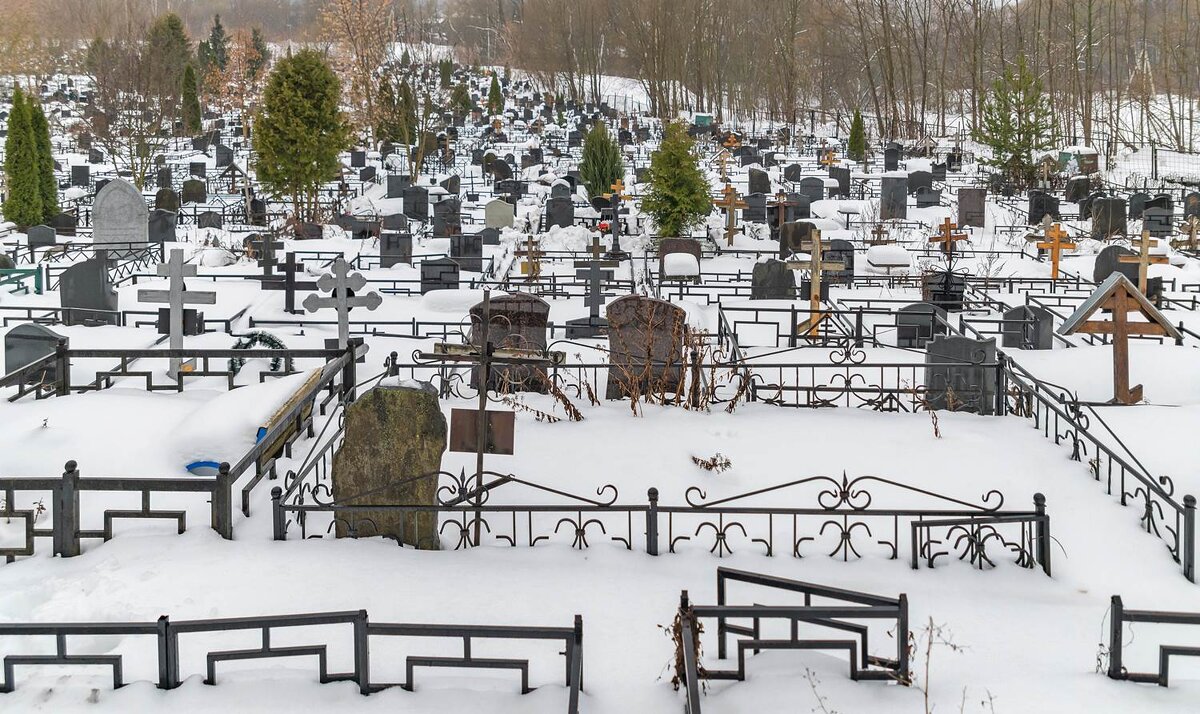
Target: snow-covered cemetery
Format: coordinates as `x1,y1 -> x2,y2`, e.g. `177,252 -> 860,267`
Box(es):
1,1 -> 1200,712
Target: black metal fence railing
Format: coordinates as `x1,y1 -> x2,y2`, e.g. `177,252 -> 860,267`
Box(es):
1106,595 -> 1200,687
0,609 -> 583,712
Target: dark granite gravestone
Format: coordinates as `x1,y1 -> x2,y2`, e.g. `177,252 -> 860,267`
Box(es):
382,213 -> 408,232
884,146 -> 900,171
778,220 -> 817,259
1028,191 -> 1060,225
924,336 -> 997,415
359,166 -> 377,182
438,174 -> 459,195
60,257 -> 118,325
914,187 -> 942,209
26,225 -> 56,249
880,176 -> 908,220
181,179 -> 207,204
5,324 -> 66,385
896,302 -> 947,349
958,188 -> 986,228
491,160 -> 513,182
658,238 -> 703,281
197,211 -> 223,230
825,239 -> 856,285
469,292 -> 551,392
546,196 -> 573,228
70,164 -> 89,187
1184,192 -> 1200,221
156,167 -> 172,190
386,174 -> 409,199
1001,305 -> 1055,350
798,177 -> 824,204
922,271 -> 967,311
1091,245 -> 1161,302
1145,194 -> 1173,212
214,144 -> 233,168
931,162 -> 947,182
783,164 -> 804,182
829,166 -> 851,198
550,181 -> 571,200
947,150 -> 963,172
403,184 -> 429,220
449,233 -> 483,272
748,168 -> 771,196
1064,176 -> 1089,203
189,161 -> 207,178
1128,192 -> 1150,220
88,148 -> 103,164
1143,207 -> 1173,238
744,193 -> 767,223
154,188 -> 180,212
908,171 -> 933,196
789,193 -> 812,220
350,150 -> 366,168
249,198 -> 267,226
191,137 -> 208,152
50,212 -> 77,236
1078,191 -> 1105,220
433,197 -> 462,239
478,228 -> 501,246
420,257 -> 460,294
331,382 -> 444,549
604,295 -> 688,400
92,178 -> 148,250
751,260 -> 796,299
379,232 -> 413,268
148,209 -> 177,244
1090,197 -> 1127,239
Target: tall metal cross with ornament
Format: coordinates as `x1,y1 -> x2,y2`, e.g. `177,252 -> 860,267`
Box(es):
262,252 -> 318,315
302,257 -> 383,351
137,249 -> 217,379
250,233 -> 285,278
1118,229 -> 1168,296
717,184 -> 749,246
819,149 -> 838,170
786,229 -> 845,339
928,218 -> 968,259
573,234 -> 619,324
603,178 -> 631,259
1036,223 -> 1076,280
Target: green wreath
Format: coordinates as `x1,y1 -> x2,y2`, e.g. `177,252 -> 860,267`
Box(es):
229,331 -> 289,374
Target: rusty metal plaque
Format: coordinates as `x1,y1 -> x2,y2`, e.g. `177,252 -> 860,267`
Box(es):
449,408 -> 515,455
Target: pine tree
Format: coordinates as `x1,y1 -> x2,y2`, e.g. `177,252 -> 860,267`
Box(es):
973,55 -> 1054,189
182,63 -> 202,135
254,49 -> 351,223
198,14 -> 229,76
439,59 -> 452,89
579,122 -> 623,198
847,109 -> 866,162
2,89 -> 43,228
249,28 -> 271,78
147,13 -> 192,95
450,82 -> 473,115
641,122 -> 710,239
487,75 -> 503,115
29,99 -> 58,221
375,77 -> 415,143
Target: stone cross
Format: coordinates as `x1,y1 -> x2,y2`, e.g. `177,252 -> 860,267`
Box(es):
572,234 -> 619,322
515,233 -> 544,280
717,184 -> 749,246
302,257 -> 383,350
786,229 -> 844,339
1035,223 -> 1076,280
928,218 -> 968,258
1118,229 -> 1168,295
262,252 -> 318,314
137,249 -> 217,378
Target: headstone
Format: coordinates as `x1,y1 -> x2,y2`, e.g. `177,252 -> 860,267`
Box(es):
154,188 -> 180,212
914,187 -> 942,209
379,232 -> 413,268
908,171 -> 933,196
824,239 -> 855,285
1128,193 -> 1149,220
469,293 -> 551,392
156,167 -> 173,190
1091,245 -> 1162,303
931,162 -> 947,182
798,177 -> 824,204
546,196 -> 573,228
778,221 -> 816,259
433,197 -> 462,239
1145,194 -> 1173,212
1184,192 -> 1200,221
884,146 -> 900,171
957,188 -> 986,228
751,260 -> 796,300
386,174 -> 409,199
449,233 -> 483,272
1064,176 -> 1089,203
1143,207 -> 1172,238
478,227 -> 501,246
50,212 -> 77,236
604,295 -> 687,400
350,150 -> 366,168
92,179 -> 148,250
382,213 -> 408,232
26,225 -> 56,249
70,164 -> 89,187
896,302 -> 946,349
880,176 -> 908,220
829,166 -> 851,198
4,324 -> 66,383
922,270 -> 967,311
403,185 -> 429,221
924,336 -> 998,415
783,164 -> 804,183
658,238 -> 703,280
359,166 -> 377,182
744,193 -> 767,223
1001,305 -> 1055,350
748,168 -> 771,196
331,382 -> 444,549
197,211 -> 223,230
1028,191 -> 1060,226
214,144 -> 234,168
148,209 -> 177,244
1090,197 -> 1127,239
249,198 -> 267,226
1079,191 -> 1105,220
181,179 -> 207,204
189,161 -> 207,178
60,257 -> 118,325
420,257 -> 460,293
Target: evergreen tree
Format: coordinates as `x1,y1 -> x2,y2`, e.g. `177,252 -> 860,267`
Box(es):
450,82 -> 473,115
2,89 -> 43,227
198,14 -> 229,76
254,49 -> 351,222
249,28 -> 271,78
400,49 -> 410,67
973,55 -> 1054,188
146,13 -> 192,94
641,122 -> 710,239
438,59 -> 452,88
29,100 -> 58,221
486,75 -> 503,115
579,122 -> 623,198
182,63 -> 202,135
375,77 -> 416,144
847,109 -> 866,162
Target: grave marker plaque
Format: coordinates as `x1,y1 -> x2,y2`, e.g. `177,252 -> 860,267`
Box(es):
924,336 -> 998,415
604,295 -> 688,401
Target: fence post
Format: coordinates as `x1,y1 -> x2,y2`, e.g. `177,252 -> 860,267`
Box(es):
1151,140 -> 1158,181
1184,495 -> 1196,583
645,488 -> 659,556
994,353 -> 1008,416
271,486 -> 286,541
898,593 -> 910,684
212,462 -> 233,540
1033,493 -> 1051,576
854,309 -> 864,347
54,340 -> 70,396
387,351 -> 399,377
54,460 -> 81,557
342,342 -> 358,400
156,615 -> 174,689
573,613 -> 584,693
354,609 -> 370,695
1108,595 -> 1124,679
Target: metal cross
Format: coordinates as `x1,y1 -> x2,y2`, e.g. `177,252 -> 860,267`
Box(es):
1119,229 -> 1168,296
250,234 -> 284,277
302,257 -> 383,350
1035,223 -> 1076,280
603,178 -> 632,258
137,248 -> 217,379
771,190 -> 799,233
572,234 -> 618,320
262,252 -> 318,314
819,149 -> 838,169
515,233 -> 544,280
869,223 -> 892,245
718,184 -> 749,246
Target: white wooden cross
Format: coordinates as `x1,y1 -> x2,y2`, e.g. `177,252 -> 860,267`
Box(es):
302,257 -> 383,350
137,248 -> 217,378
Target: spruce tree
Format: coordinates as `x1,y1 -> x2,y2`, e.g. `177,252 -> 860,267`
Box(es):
29,100 -> 58,221
847,109 -> 866,162
579,122 -> 623,198
641,122 -> 710,239
249,28 -> 271,78
450,82 -> 472,115
147,13 -> 192,94
198,14 -> 229,75
182,63 -> 202,135
254,49 -> 351,222
973,55 -> 1053,189
2,89 -> 42,228
487,75 -> 503,115
439,60 -> 452,89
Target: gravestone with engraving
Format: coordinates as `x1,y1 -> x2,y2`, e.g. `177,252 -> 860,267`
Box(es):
604,295 -> 688,400
908,171 -> 933,196
403,184 -> 429,221
924,336 -> 997,414
60,257 -> 118,325
1090,197 -> 1127,239
148,209 -> 177,244
379,232 -> 413,268
896,302 -> 947,349
154,188 -> 180,212
197,211 -> 223,230
546,196 -> 573,229
1142,207 -> 1173,238
181,179 -> 207,204
751,260 -> 796,299
880,176 -> 908,220
420,258 -> 460,294
1028,191 -> 1060,226
4,323 -> 66,384
798,177 -> 824,204
958,188 -> 986,228
1001,305 -> 1055,350
914,187 -> 942,209
92,179 -> 148,251
748,168 -> 771,196
829,166 -> 851,198
1128,192 -> 1149,220
778,220 -> 816,259
469,292 -> 551,392
449,234 -> 483,272
26,225 -> 55,249
485,199 -> 515,229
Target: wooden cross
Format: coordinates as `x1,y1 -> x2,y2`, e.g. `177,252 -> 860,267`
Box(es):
262,252 -> 318,315
928,218 -> 968,257
819,149 -> 838,169
717,149 -> 730,182
771,190 -> 799,233
302,256 -> 383,350
137,249 -> 217,379
1036,223 -> 1076,280
1118,229 -> 1168,295
572,234 -> 619,322
869,223 -> 892,246
1171,216 -> 1199,252
717,184 -> 749,246
515,233 -> 544,280
786,229 -> 845,339
603,179 -> 632,257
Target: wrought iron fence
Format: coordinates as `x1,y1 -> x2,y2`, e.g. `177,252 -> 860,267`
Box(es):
1106,595 -> 1200,686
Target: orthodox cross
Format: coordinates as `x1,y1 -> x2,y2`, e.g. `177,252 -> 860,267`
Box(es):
819,149 -> 838,169
262,252 -> 318,315
603,178 -> 631,258
301,257 -> 383,350
928,218 -> 968,258
869,223 -> 892,246
573,234 -> 619,323
771,190 -> 799,234
515,233 -> 544,280
1118,229 -> 1168,295
250,233 -> 284,278
1171,216 -> 1199,252
1036,223 -> 1076,280
717,184 -> 749,246
786,229 -> 844,339
137,249 -> 216,379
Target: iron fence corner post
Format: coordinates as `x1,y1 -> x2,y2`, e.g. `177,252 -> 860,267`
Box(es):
271,486 -> 285,541
995,353 -> 1008,416
156,615 -> 174,689
354,609 -> 370,695
388,351 -> 399,377
1034,493 -> 1051,576
898,593 -> 910,684
1184,495 -> 1196,583
212,462 -> 233,540
645,488 -> 659,556
573,613 -> 584,691
54,460 -> 80,557
54,340 -> 70,396
1108,595 -> 1124,679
